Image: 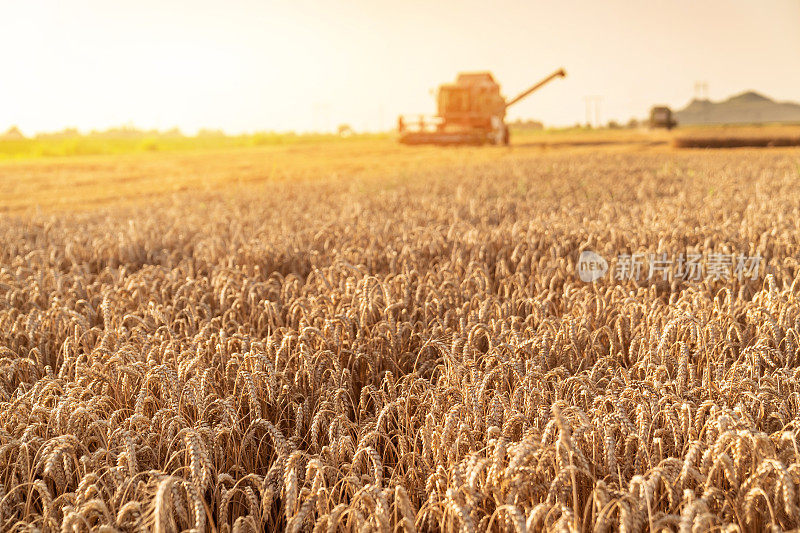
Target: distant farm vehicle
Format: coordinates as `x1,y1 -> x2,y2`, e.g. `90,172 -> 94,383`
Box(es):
649,106 -> 677,129
337,124 -> 354,137
398,69 -> 566,146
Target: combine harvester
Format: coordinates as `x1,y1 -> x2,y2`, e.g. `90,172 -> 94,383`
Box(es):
398,68 -> 566,146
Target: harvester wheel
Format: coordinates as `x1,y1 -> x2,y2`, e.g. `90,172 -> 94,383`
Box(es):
502,126 -> 510,146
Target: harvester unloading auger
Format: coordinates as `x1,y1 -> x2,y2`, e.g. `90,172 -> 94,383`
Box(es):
398,68 -> 566,146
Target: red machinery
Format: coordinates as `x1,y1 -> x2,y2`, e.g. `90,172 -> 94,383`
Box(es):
398,68 -> 566,145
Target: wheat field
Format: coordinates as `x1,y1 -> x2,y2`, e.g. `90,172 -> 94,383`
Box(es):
1,140 -> 800,532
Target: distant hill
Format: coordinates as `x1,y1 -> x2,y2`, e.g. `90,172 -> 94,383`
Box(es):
674,91 -> 800,125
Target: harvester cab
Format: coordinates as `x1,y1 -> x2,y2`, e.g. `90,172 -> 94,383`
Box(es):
398,68 -> 566,145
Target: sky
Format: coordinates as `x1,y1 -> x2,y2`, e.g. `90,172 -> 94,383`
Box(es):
1,0 -> 799,135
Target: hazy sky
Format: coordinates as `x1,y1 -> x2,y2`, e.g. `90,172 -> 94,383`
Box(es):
2,0 -> 799,134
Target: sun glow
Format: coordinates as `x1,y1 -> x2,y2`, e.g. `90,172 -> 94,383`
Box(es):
1,0 -> 798,135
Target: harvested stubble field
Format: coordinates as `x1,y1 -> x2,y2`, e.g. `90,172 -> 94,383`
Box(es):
2,138 -> 800,532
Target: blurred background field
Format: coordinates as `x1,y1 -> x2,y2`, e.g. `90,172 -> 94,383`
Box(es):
0,128 -> 390,161
3,123 -> 800,163
2,124 -> 800,215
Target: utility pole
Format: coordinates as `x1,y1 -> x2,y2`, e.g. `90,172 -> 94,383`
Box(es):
584,97 -> 592,127
694,81 -> 709,100
594,96 -> 602,128
583,96 -> 603,128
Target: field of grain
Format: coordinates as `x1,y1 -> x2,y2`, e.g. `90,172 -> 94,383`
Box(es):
673,125 -> 800,149
1,138 -> 800,532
